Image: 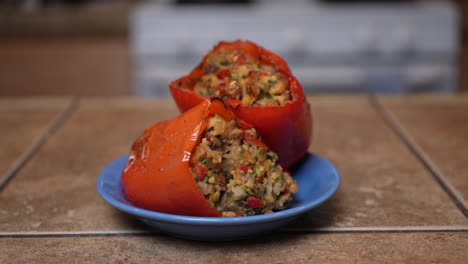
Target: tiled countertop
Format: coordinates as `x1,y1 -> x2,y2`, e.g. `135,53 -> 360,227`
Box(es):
0,96 -> 467,263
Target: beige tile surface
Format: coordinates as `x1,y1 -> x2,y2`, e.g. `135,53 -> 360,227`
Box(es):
0,97 -> 466,233
1,233 -> 467,263
0,98 -> 70,184
295,97 -> 467,228
380,96 -> 468,207
0,98 -> 178,232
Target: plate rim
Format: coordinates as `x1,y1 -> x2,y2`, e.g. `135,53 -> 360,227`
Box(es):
97,153 -> 340,226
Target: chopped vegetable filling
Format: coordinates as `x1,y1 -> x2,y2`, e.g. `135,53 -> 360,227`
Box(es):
194,50 -> 291,106
190,115 -> 298,216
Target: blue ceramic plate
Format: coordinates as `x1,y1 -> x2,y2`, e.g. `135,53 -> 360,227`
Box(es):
97,153 -> 340,241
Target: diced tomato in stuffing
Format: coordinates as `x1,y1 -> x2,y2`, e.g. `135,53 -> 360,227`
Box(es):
217,82 -> 225,97
240,165 -> 250,173
242,132 -> 267,148
216,69 -> 231,79
258,172 -> 265,182
247,197 -> 264,209
219,81 -> 226,89
196,164 -> 208,180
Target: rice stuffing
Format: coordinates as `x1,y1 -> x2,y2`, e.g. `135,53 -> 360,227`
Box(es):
193,50 -> 291,106
190,114 -> 298,216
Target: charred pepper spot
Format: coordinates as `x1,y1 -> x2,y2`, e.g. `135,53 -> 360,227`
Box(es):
210,96 -> 224,103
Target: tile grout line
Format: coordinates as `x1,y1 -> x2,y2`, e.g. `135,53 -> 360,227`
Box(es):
0,230 -> 159,238
0,226 -> 467,238
0,97 -> 80,193
370,96 -> 468,218
283,225 -> 468,233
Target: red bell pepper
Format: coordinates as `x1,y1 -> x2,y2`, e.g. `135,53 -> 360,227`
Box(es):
170,40 -> 312,168
122,98 -> 268,217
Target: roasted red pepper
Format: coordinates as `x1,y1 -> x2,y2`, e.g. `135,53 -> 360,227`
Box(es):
170,40 -> 312,168
122,98 -> 239,217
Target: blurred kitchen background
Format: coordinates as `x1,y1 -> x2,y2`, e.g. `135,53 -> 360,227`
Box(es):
0,0 -> 467,96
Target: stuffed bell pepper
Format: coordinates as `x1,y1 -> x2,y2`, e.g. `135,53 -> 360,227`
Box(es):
170,40 -> 312,168
122,98 -> 298,217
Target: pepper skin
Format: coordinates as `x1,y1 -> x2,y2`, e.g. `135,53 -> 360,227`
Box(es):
170,40 -> 312,168
122,98 -> 243,217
